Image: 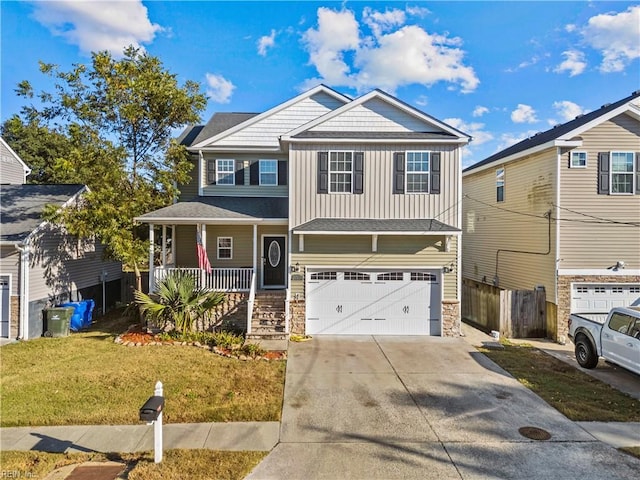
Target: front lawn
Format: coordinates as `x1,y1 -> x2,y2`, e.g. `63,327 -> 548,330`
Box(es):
0,310 -> 286,427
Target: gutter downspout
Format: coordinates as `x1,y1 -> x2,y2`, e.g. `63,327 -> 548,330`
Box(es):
15,243 -> 30,340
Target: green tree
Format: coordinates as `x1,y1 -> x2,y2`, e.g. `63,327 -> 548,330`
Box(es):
14,46 -> 207,287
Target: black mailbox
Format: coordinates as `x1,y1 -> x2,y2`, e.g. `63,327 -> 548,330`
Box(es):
139,395 -> 164,422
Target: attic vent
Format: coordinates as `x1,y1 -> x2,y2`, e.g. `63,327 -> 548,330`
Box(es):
632,90 -> 639,95
574,114 -> 584,119
533,132 -> 543,136
601,103 -> 611,108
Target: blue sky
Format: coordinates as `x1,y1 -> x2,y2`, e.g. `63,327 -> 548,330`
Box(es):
1,1 -> 639,167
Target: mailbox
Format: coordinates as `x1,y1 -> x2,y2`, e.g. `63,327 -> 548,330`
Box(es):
139,395 -> 164,422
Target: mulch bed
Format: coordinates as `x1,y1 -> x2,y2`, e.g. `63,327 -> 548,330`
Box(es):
114,326 -> 286,361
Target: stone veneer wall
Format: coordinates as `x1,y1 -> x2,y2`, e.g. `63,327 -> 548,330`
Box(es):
289,299 -> 460,337
10,296 -> 19,339
192,292 -> 247,332
442,299 -> 461,337
556,275 -> 640,342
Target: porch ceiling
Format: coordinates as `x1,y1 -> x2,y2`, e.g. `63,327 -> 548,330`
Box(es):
293,218 -> 460,235
135,196 -> 288,225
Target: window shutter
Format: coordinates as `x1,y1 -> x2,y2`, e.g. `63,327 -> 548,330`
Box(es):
278,160 -> 287,186
636,153 -> 640,194
430,152 -> 441,194
207,159 -> 216,185
393,152 -> 405,194
317,152 -> 329,194
235,160 -> 245,185
597,152 -> 610,195
353,152 -> 364,194
250,161 -> 259,185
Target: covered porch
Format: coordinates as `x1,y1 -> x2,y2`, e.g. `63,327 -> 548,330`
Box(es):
135,196 -> 289,335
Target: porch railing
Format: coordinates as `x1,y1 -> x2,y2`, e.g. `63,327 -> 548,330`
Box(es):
154,267 -> 253,292
246,271 -> 257,335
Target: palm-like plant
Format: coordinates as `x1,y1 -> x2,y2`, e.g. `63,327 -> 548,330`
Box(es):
134,271 -> 225,334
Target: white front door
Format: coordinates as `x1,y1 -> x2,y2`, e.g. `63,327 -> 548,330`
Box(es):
306,269 -> 441,335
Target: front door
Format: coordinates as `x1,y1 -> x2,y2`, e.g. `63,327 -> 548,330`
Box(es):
263,236 -> 286,288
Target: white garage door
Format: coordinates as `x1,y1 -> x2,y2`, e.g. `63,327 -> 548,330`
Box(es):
306,269 -> 441,335
571,283 -> 640,314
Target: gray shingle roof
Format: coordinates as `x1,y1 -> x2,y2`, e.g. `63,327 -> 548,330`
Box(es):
0,184 -> 85,243
136,196 -> 288,223
293,218 -> 459,233
180,113 -> 259,147
464,90 -> 640,173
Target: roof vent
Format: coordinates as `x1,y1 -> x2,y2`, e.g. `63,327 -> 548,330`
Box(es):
574,114 -> 584,119
601,103 -> 611,108
632,90 -> 639,95
533,132 -> 543,136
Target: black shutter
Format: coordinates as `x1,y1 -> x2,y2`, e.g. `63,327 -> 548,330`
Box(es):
235,160 -> 245,185
317,152 -> 329,194
393,152 -> 405,194
636,153 -> 640,194
250,161 -> 259,185
597,152 -> 610,195
353,152 -> 364,194
207,159 -> 216,185
430,152 -> 441,194
278,160 -> 287,186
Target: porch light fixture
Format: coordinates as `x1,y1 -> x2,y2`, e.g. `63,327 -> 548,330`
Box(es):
290,262 -> 300,273
442,262 -> 455,274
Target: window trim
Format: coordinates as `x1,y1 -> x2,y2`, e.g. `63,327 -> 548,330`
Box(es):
570,151 -> 588,168
259,159 -> 278,186
610,151 -> 635,195
496,167 -> 505,202
328,151 -> 354,194
405,151 -> 431,194
216,159 -> 235,185
217,236 -> 233,260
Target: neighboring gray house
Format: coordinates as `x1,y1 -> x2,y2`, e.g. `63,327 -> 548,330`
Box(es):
137,85 -> 469,338
1,137 -> 31,185
0,182 -> 122,340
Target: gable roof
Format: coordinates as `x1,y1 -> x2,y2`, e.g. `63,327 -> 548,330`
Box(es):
0,184 -> 86,244
179,113 -> 259,147
282,89 -> 470,144
1,137 -> 32,179
464,90 -> 640,174
191,85 -> 351,149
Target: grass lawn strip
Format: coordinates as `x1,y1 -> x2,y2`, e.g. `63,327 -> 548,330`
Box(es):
480,342 -> 640,422
0,311 -> 285,427
0,450 -> 266,480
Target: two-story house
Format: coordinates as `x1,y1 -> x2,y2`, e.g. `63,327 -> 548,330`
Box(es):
462,91 -> 640,342
137,85 -> 469,338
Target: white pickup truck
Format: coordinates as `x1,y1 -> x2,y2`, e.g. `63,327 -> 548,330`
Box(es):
568,306 -> 640,375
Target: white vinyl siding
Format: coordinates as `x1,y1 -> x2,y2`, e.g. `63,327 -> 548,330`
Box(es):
0,140 -> 28,184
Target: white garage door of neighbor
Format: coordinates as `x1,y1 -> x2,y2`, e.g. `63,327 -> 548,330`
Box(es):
571,283 -> 640,314
306,269 -> 441,335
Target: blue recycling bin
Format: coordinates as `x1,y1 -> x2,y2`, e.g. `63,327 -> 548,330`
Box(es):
60,300 -> 94,331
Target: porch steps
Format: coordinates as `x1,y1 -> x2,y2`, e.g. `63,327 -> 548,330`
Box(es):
246,290 -> 288,341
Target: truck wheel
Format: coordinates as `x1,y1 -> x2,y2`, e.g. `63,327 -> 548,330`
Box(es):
575,337 -> 598,369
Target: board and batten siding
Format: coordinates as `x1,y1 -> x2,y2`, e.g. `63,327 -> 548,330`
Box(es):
558,114 -> 640,270
0,141 -> 27,184
0,247 -> 19,295
178,153 -> 200,200
211,93 -> 345,148
289,143 -> 460,229
462,149 -> 558,303
290,235 -> 459,299
27,227 -> 121,302
200,153 -> 288,197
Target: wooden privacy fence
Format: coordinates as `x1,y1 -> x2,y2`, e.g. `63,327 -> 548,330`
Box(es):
462,278 -> 546,338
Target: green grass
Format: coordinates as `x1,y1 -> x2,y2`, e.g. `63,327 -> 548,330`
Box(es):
480,342 -> 640,422
0,450 -> 266,480
0,310 -> 285,427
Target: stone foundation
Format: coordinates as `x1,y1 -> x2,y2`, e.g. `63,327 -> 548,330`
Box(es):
442,299 -> 461,337
10,296 -> 19,339
289,300 -> 306,335
190,292 -> 248,333
556,274 -> 640,341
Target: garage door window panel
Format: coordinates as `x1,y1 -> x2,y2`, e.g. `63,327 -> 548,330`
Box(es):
377,272 -> 404,281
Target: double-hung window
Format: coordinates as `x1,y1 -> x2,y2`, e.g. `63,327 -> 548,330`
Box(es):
406,152 -> 430,193
216,159 -> 235,185
570,151 -> 587,168
259,159 -> 278,186
217,237 -> 232,259
610,152 -> 634,194
496,168 -> 505,202
329,152 -> 353,193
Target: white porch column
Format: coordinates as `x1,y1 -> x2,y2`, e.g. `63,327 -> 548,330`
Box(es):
148,224 -> 155,293
200,224 -> 207,289
252,224 -> 258,278
171,225 -> 176,267
161,225 -> 167,268
16,244 -> 30,340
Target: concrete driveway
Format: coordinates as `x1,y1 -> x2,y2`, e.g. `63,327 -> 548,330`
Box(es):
247,336 -> 640,480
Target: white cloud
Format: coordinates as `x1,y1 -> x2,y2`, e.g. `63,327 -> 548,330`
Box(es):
444,118 -> 493,145
415,95 -> 428,107
301,7 -> 478,94
552,100 -> 588,122
511,104 -> 538,124
205,73 -> 235,104
581,5 -> 640,73
496,130 -> 538,152
30,0 -> 161,56
472,106 -> 489,117
257,29 -> 277,56
554,50 -> 587,76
